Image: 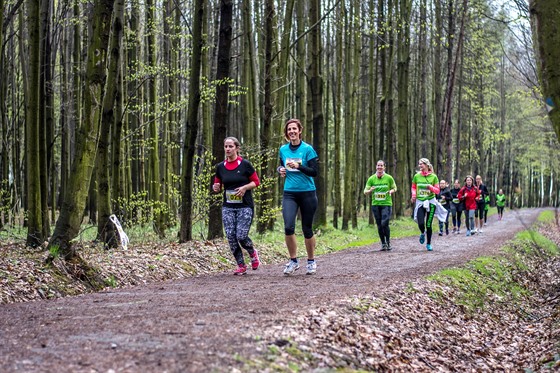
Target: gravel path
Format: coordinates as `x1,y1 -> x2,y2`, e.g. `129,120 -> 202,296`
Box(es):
0,209 -> 542,372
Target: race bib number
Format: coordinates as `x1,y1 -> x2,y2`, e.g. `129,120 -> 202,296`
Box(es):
285,158 -> 302,172
225,190 -> 242,203
374,192 -> 387,201
453,198 -> 460,204
418,189 -> 431,197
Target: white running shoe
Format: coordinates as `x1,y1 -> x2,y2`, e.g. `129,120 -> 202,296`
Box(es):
283,260 -> 300,275
306,261 -> 317,275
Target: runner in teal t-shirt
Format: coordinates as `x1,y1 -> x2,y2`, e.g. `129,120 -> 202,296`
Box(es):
364,160 -> 397,251
277,119 -> 319,276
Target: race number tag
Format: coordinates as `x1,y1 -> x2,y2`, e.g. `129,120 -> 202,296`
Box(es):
285,158 -> 302,172
374,192 -> 387,201
453,198 -> 460,204
419,189 -> 431,197
225,190 -> 243,203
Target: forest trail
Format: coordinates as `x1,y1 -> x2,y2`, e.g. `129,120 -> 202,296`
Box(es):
0,209 -> 543,372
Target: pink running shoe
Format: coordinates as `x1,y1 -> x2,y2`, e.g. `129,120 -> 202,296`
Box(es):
250,249 -> 260,270
233,264 -> 247,275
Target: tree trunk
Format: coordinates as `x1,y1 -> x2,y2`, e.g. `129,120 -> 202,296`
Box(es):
418,0 -> 427,166
145,0 -> 163,237
0,0 -> 6,227
208,0 -> 233,240
39,0 -> 52,237
342,0 -> 357,230
111,57 -> 125,218
25,0 -> 43,247
179,0 -> 204,243
97,0 -> 124,248
432,0 -> 443,162
59,20 -> 70,213
295,0 -> 307,124
241,0 -> 259,144
395,0 -> 412,218
256,0 -> 274,234
308,0 -> 326,227
377,0 -> 387,159
529,0 -> 560,142
366,0 -> 377,225
48,0 -> 115,260
332,2 -> 343,228
127,0 -> 141,199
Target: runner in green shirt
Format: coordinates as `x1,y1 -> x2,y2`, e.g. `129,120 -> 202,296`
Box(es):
411,158 -> 448,251
496,189 -> 506,221
483,194 -> 490,225
364,160 -> 397,251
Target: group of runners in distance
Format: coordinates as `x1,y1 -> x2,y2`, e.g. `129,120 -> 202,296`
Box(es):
371,157 -> 507,252
212,118 -> 508,275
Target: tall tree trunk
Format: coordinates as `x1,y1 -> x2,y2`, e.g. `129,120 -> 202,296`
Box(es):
179,0 -> 204,242
39,0 -> 52,237
497,54 -> 506,189
48,0 -> 115,259
201,0 -> 212,152
59,20 -> 70,212
529,0 -> 560,142
432,0 -> 443,162
241,0 -> 259,144
256,0 -> 274,234
367,0 -> 377,205
97,0 -> 124,247
455,59 -> 464,179
0,0 -> 6,227
295,0 -> 306,123
418,0 -> 428,163
25,0 -> 43,247
384,0 -> 395,169
308,0 -> 326,227
332,2 -> 343,228
342,0 -> 357,230
208,0 -> 233,240
377,0 -> 387,159
350,0 -> 360,229
442,0 -> 467,180
145,0 -> 163,237
111,56 -> 125,217
395,0 -> 412,217
127,0 -> 141,198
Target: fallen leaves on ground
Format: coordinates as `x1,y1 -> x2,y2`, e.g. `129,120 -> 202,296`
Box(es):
251,224 -> 560,372
0,239 -> 282,304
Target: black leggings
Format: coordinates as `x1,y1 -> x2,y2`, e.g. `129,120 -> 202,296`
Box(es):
497,206 -> 504,216
282,191 -> 318,239
371,205 -> 392,244
451,206 -> 463,229
417,203 -> 436,244
222,207 -> 255,265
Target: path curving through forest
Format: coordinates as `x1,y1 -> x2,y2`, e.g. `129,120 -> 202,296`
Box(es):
0,208 -> 543,372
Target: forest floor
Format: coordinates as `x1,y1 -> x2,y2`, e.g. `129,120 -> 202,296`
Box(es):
0,208 -> 559,372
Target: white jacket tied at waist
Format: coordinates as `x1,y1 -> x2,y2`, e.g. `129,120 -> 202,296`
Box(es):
413,198 -> 449,223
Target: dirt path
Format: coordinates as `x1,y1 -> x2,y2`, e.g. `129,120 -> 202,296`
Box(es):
0,209 -> 542,372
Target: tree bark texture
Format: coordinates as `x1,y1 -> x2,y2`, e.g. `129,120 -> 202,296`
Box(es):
529,0 -> 560,142
207,0 -> 233,240
48,0 -> 115,259
180,0 -> 204,243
